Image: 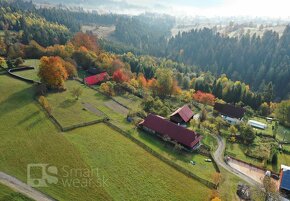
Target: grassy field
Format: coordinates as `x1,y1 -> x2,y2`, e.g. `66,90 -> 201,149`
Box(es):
46,81 -> 107,128
113,92 -> 143,111
0,75 -> 214,200
13,59 -> 41,82
66,123 -> 212,200
0,183 -> 33,201
0,75 -> 112,201
130,129 -> 218,183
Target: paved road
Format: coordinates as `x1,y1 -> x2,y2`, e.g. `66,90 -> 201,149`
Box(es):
212,135 -> 262,187
0,172 -> 56,201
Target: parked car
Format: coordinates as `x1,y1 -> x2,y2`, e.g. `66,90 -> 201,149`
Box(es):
205,159 -> 212,162
190,161 -> 196,165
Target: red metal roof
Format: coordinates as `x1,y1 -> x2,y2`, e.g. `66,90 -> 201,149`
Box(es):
84,72 -> 108,85
170,105 -> 194,123
139,114 -> 202,148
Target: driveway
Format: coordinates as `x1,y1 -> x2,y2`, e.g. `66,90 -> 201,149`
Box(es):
212,135 -> 262,187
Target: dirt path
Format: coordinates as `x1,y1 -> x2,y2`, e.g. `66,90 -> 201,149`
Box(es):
0,172 -> 56,201
212,135 -> 262,187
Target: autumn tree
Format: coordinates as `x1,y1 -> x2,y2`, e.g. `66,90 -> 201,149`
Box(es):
137,73 -> 147,88
112,69 -> 129,83
71,32 -> 99,53
100,81 -> 115,96
155,68 -> 177,98
62,60 -> 77,78
38,56 -> 68,90
193,91 -> 216,105
0,57 -> 4,66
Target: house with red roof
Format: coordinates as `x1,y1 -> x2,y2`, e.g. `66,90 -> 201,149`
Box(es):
84,72 -> 109,86
139,114 -> 202,151
170,105 -> 194,124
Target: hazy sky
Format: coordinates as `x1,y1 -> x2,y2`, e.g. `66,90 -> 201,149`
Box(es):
117,0 -> 290,18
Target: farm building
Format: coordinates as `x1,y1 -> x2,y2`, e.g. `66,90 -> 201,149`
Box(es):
170,105 -> 194,124
84,72 -> 109,85
279,165 -> 290,196
214,103 -> 245,125
139,114 -> 202,151
247,120 -> 267,130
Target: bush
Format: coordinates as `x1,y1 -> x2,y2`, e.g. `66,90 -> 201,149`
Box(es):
39,96 -> 52,115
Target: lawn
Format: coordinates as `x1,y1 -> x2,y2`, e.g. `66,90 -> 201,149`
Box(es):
250,116 -> 276,137
113,92 -> 143,111
46,80 -> 108,128
276,125 -> 290,142
226,143 -> 264,168
0,75 -> 112,201
0,183 -> 33,201
225,141 -> 289,173
13,59 -> 41,81
130,129 -> 218,183
66,123 -> 212,200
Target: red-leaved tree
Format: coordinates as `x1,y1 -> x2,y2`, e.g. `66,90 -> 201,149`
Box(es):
193,91 -> 215,105
112,69 -> 129,83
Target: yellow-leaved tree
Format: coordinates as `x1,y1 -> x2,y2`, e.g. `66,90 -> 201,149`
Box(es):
38,56 -> 68,90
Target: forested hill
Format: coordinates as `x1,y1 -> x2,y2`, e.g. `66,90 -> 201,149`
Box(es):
166,27 -> 290,100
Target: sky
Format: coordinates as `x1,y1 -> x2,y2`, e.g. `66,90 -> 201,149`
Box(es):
110,0 -> 290,18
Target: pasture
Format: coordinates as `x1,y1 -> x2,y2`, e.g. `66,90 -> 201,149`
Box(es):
66,123 -> 212,200
0,75 -> 112,201
0,75 -> 214,200
13,59 -> 41,81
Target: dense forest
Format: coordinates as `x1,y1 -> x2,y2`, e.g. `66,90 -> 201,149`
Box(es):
166,27 -> 290,100
0,0 -> 289,104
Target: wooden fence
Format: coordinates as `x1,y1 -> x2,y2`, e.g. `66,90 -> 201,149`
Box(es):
104,121 -> 219,189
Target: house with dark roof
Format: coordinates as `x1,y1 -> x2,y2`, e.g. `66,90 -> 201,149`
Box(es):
84,72 -> 109,86
139,114 -> 202,151
170,105 -> 194,125
280,165 -> 290,197
214,103 -> 245,125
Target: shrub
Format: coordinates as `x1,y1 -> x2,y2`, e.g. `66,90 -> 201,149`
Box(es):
39,96 -> 52,115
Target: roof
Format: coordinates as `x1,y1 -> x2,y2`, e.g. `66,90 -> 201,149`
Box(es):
214,103 -> 245,119
170,105 -> 194,123
281,169 -> 290,191
84,72 -> 108,85
139,114 -> 202,148
248,120 -> 267,129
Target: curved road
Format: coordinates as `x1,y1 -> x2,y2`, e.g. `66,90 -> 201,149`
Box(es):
212,135 -> 262,187
0,172 -> 56,201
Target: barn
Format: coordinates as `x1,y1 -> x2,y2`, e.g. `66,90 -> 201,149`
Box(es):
139,114 -> 202,151
170,105 -> 194,125
280,165 -> 290,197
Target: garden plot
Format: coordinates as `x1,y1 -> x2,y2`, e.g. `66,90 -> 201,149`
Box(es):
104,100 -> 129,115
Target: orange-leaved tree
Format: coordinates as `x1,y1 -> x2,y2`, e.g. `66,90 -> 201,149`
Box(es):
193,90 -> 216,105
38,56 -> 68,90
71,32 -> 99,53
